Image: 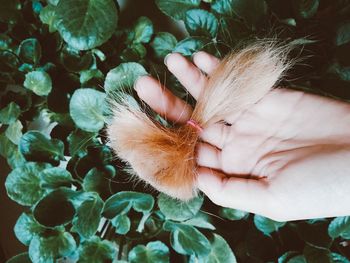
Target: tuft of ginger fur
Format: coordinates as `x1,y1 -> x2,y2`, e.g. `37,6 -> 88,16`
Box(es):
107,42 -> 292,200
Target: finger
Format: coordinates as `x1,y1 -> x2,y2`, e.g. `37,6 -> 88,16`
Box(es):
165,53 -> 207,99
192,51 -> 220,75
200,123 -> 232,149
196,142 -> 222,170
196,167 -> 271,216
134,75 -> 192,123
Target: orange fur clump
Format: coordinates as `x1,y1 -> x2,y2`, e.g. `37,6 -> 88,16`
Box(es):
107,42 -> 292,200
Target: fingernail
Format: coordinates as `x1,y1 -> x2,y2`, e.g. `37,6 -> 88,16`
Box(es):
133,74 -> 150,91
164,53 -> 172,66
191,51 -> 199,61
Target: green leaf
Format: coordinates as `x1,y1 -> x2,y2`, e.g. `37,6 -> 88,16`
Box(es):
83,167 -> 112,199
60,46 -> 93,72
0,134 -> 26,168
254,215 -> 286,236
19,131 -> 65,164
39,4 -> 57,33
67,129 -> 98,156
328,216 -> 350,239
33,188 -> 76,227
39,167 -> 73,189
303,245 -> 333,263
80,69 -> 104,84
69,88 -> 107,132
128,241 -> 170,263
5,120 -> 23,145
120,43 -> 147,62
0,102 -> 21,125
336,22 -> 350,46
55,0 -> 118,50
150,32 -> 177,59
6,253 -> 31,263
292,0 -> 319,19
219,208 -> 249,221
278,251 -> 302,263
0,50 -> 20,72
72,193 -> 104,238
129,16 -> 154,44
111,214 -> 131,235
158,193 -> 203,221
185,9 -> 218,38
155,0 -> 201,20
104,62 -> 148,92
164,222 -> 211,257
332,253 -> 350,263
183,211 -> 216,230
103,191 -> 155,218
23,71 -> 53,96
5,162 -> 51,206
77,236 -> 117,263
18,38 -> 42,64
173,37 -> 208,56
206,234 -> 236,263
29,231 -> 77,263
14,212 -> 45,246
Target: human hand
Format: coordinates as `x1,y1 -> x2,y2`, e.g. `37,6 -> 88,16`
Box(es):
134,51 -> 350,221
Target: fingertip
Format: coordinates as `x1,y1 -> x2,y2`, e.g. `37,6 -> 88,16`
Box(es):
196,167 -> 225,194
192,51 -> 220,75
165,52 -> 186,71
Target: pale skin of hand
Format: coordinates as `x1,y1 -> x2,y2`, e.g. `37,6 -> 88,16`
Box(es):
134,51 -> 350,221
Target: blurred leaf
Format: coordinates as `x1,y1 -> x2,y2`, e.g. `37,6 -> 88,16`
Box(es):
0,134 -> 26,168
120,43 -> 147,62
0,0 -> 21,22
6,253 -> 31,263
5,162 -> 51,206
23,71 -> 52,96
0,102 -> 21,125
55,0 -> 118,50
185,9 -> 218,38
103,191 -> 155,218
219,208 -> 249,221
29,231 -> 77,263
14,212 -> 45,246
206,234 -> 237,263
328,216 -> 350,239
80,69 -> 104,84
155,0 -> 201,20
69,88 -> 106,132
60,46 -> 93,72
5,120 -> 23,144
303,245 -> 333,263
0,50 -> 20,72
67,129 -> 98,156
39,167 -> 73,189
33,188 -> 76,227
150,32 -> 177,59
128,241 -> 169,263
297,221 -> 333,248
158,193 -> 203,221
336,22 -> 350,46
83,167 -> 113,199
129,16 -> 154,44
254,215 -> 286,236
104,62 -> 148,92
332,253 -> 350,263
39,4 -> 57,33
77,236 -> 117,263
173,36 -> 209,56
183,211 -> 216,230
111,214 -> 131,235
163,221 -> 211,257
19,131 -> 65,164
292,0 -> 319,19
278,251 -> 302,263
18,38 -> 42,65
72,193 -> 104,239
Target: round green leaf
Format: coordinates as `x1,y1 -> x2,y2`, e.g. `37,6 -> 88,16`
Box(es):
150,32 -> 177,59
69,88 -> 107,132
23,71 -> 52,96
104,62 -> 147,92
183,211 -> 215,230
185,9 -> 218,38
60,46 -> 93,72
332,253 -> 350,263
77,236 -> 117,263
328,216 -> 350,239
29,231 -> 77,263
129,16 -> 154,44
0,102 -> 21,125
206,234 -> 236,263
67,129 -> 98,156
33,188 -> 76,227
254,215 -> 286,236
128,241 -> 170,263
18,38 -> 42,64
158,193 -> 203,221
103,191 -> 154,219
155,0 -> 201,20
39,4 -> 57,33
5,162 -> 51,206
55,0 -> 118,50
173,37 -> 208,56
39,167 -> 73,189
5,120 -> 23,145
19,131 -> 65,164
6,253 -> 31,263
83,167 -> 112,199
111,214 -> 131,235
219,208 -> 249,221
164,222 -> 211,257
72,193 -> 104,239
14,212 -> 45,246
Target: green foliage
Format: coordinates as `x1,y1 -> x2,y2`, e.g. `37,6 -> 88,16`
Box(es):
1,0 -> 350,262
